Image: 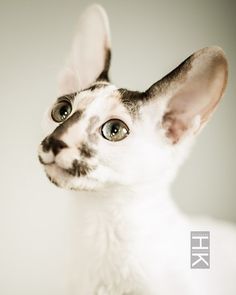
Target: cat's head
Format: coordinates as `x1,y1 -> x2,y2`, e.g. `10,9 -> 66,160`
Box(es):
38,5 -> 228,191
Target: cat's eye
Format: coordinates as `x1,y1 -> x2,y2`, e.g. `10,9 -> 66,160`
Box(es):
51,100 -> 72,123
101,119 -> 129,142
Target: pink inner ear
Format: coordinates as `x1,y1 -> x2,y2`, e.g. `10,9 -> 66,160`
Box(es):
160,47 -> 228,144
162,111 -> 188,144
162,87 -> 206,143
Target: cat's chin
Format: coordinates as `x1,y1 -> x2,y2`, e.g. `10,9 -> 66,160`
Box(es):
44,163 -> 102,191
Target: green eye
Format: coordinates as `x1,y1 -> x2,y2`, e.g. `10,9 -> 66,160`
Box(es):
51,100 -> 72,123
101,119 -> 129,142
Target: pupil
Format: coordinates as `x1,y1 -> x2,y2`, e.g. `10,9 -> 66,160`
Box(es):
60,105 -> 68,117
111,124 -> 119,135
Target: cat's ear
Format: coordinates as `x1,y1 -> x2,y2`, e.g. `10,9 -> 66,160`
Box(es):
145,47 -> 228,144
58,5 -> 111,95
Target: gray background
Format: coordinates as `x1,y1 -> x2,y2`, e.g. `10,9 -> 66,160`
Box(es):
0,0 -> 235,294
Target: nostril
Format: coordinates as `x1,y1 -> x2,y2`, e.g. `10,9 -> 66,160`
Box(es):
41,136 -> 68,156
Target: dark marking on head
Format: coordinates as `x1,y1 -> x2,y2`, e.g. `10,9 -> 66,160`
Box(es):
41,137 -> 68,155
146,55 -> 192,98
86,116 -> 100,143
50,110 -> 83,139
118,89 -> 146,116
96,48 -> 111,82
46,173 -> 60,187
79,143 -> 96,158
117,56 -> 193,116
67,160 -> 92,177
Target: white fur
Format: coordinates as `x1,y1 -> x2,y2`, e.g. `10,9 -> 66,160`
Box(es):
66,185 -> 236,295
38,5 -> 236,295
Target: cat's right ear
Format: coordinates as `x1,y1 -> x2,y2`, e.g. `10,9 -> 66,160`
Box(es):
58,5 -> 111,96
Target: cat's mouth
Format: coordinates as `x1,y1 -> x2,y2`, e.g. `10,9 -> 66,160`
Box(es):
39,156 -> 93,178
42,162 -> 99,190
38,143 -> 99,190
38,142 -> 95,174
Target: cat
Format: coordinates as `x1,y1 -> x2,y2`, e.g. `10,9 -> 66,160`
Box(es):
38,4 -> 236,295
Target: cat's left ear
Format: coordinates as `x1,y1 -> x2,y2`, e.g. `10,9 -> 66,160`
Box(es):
145,47 -> 228,144
58,5 -> 111,95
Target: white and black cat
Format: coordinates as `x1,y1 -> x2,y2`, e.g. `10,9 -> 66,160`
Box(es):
38,5 -> 236,295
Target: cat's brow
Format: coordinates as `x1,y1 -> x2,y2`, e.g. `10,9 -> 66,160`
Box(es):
56,92 -> 78,103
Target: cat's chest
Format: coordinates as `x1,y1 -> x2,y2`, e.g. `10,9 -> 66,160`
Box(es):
68,193 -> 186,294
70,210 -> 147,294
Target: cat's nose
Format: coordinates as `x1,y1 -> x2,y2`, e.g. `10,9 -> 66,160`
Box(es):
41,136 -> 68,156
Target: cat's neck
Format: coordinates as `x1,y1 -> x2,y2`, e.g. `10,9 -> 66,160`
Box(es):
69,182 -> 183,228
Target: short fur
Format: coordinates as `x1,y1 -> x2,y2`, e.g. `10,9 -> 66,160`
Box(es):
38,5 -> 236,295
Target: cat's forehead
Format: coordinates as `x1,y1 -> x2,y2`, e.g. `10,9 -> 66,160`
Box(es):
71,82 -> 145,118
51,83 -> 145,137
76,82 -> 119,111
68,83 -> 137,120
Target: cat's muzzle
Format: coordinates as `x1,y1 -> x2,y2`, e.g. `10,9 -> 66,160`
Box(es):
38,136 -> 85,175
